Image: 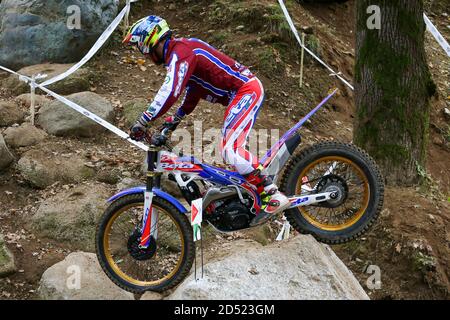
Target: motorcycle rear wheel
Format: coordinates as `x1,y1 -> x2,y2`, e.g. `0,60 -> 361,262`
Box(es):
280,141 -> 384,244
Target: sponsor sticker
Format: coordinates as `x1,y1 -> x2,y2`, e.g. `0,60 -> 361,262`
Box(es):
175,61 -> 189,97
191,198 -> 203,242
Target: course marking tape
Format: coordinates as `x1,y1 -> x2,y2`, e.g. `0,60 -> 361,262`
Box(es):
278,0 -> 355,90
424,13 -> 450,57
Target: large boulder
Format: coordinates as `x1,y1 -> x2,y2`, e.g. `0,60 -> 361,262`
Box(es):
0,101 -> 25,126
168,235 -> 369,300
38,252 -> 134,300
37,91 -> 114,137
2,64 -> 97,96
0,134 -> 14,170
4,122 -> 47,147
0,234 -> 16,277
0,0 -> 119,70
31,183 -> 112,251
17,149 -> 95,188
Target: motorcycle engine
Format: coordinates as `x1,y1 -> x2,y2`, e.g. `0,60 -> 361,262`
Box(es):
207,197 -> 255,232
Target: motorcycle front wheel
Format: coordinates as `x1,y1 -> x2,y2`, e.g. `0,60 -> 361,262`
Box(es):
96,194 -> 195,293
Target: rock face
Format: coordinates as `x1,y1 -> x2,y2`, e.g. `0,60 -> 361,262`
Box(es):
38,252 -> 134,300
168,235 -> 369,300
0,0 -> 119,70
0,134 -> 14,170
0,234 -> 16,277
3,122 -> 47,148
37,91 -> 114,137
31,183 -> 112,251
2,64 -> 97,96
17,149 -> 94,188
0,101 -> 24,126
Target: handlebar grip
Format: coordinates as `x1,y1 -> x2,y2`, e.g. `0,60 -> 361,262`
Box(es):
150,133 -> 168,147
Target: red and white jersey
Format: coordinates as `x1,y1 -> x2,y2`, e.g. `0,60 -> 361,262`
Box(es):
142,38 -> 254,122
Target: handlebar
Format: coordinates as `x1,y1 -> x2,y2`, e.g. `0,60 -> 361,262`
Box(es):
144,126 -> 171,148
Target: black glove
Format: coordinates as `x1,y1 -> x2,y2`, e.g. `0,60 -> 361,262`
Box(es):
163,114 -> 183,132
129,119 -> 147,141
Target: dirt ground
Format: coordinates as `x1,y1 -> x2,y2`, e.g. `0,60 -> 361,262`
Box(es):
1,0 -> 449,299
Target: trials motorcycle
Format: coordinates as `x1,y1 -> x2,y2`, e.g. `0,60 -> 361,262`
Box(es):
95,89 -> 384,293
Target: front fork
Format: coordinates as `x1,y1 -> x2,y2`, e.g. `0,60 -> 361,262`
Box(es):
139,149 -> 161,249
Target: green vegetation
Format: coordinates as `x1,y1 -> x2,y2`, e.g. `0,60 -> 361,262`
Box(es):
412,251 -> 436,272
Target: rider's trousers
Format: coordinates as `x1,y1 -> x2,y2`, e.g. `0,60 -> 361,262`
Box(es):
220,77 -> 264,176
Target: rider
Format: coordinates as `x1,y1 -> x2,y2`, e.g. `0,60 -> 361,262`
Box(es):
124,16 -> 290,225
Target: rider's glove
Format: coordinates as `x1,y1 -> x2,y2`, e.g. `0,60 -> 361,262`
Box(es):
129,118 -> 147,141
163,110 -> 184,132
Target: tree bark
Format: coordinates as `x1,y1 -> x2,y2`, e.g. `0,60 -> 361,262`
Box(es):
354,0 -> 435,186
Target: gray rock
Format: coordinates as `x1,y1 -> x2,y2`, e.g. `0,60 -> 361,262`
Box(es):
37,91 -> 114,137
3,64 -> 97,96
140,291 -> 164,300
96,167 -> 121,185
4,122 -> 47,147
0,0 -> 119,70
444,107 -> 450,120
0,134 -> 14,170
15,93 -> 51,107
160,173 -> 183,198
123,98 -> 147,127
31,183 -> 112,251
17,149 -> 94,188
0,101 -> 24,126
116,177 -> 143,190
38,252 -> 134,300
167,235 -> 369,300
0,234 -> 16,277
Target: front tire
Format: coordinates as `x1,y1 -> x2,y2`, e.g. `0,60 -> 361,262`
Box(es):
280,141 -> 384,244
96,194 -> 195,293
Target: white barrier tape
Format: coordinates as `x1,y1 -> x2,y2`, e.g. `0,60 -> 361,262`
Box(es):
424,13 -> 450,57
124,0 -> 131,32
40,1 -> 137,87
278,0 -> 355,90
0,64 -> 149,151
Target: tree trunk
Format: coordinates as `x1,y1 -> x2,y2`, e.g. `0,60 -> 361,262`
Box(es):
354,0 -> 435,186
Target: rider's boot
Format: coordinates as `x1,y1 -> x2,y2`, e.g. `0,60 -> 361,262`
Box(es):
244,166 -> 291,227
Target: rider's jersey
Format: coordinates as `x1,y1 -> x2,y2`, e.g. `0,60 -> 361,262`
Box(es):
142,38 -> 254,122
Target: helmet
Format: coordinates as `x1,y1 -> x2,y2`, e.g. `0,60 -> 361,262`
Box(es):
123,16 -> 171,62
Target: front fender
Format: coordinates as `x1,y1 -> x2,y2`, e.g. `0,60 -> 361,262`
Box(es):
108,187 -> 188,214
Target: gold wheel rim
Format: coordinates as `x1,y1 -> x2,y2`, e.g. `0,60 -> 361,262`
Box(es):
296,156 -> 370,231
103,203 -> 185,287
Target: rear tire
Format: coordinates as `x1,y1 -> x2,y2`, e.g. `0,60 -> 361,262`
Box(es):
280,141 -> 384,244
